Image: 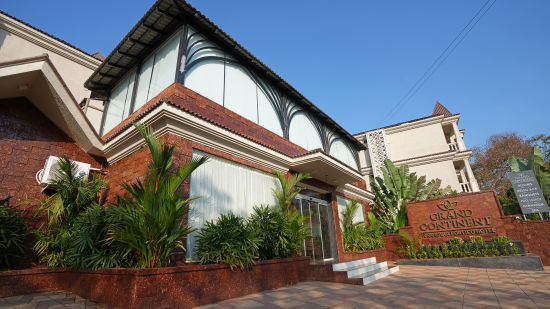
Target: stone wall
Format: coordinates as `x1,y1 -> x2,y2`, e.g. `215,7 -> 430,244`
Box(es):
502,216 -> 550,265
0,98 -> 104,212
0,257 -> 365,308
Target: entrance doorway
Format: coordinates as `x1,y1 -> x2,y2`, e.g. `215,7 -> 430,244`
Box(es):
295,194 -> 337,263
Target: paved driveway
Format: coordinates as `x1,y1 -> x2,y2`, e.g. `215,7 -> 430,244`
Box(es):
2,265 -> 549,308
198,265 -> 550,309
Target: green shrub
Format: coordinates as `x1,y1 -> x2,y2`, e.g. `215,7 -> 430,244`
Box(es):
196,213 -> 260,270
341,201 -> 384,252
423,240 -> 520,260
66,204 -> 136,269
469,236 -> 484,244
0,197 -> 28,269
248,205 -> 292,260
34,157 -> 106,267
448,237 -> 464,245
490,236 -> 511,242
398,230 -> 423,259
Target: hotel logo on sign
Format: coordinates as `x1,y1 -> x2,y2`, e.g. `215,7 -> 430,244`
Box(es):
419,200 -> 496,238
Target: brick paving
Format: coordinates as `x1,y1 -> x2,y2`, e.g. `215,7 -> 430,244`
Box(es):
0,292 -> 102,309
198,265 -> 550,309
1,265 -> 549,308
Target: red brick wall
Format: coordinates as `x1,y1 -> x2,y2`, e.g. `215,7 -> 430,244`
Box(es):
0,98 -> 104,211
502,216 -> 550,265
104,132 -> 279,203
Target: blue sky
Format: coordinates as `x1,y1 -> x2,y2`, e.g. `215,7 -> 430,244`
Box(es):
2,1 -> 548,147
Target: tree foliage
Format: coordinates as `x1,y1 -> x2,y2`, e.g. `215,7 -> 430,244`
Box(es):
471,133 -> 532,196
108,123 -> 208,268
370,159 -> 453,232
528,134 -> 550,163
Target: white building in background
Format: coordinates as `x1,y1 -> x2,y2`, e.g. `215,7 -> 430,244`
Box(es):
354,102 -> 480,194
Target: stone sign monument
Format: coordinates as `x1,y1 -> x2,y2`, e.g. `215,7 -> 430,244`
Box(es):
507,170 -> 549,215
406,191 -> 506,245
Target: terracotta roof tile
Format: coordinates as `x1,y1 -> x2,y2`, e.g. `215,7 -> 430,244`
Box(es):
432,101 -> 452,117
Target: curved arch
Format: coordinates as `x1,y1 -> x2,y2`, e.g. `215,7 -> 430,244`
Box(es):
329,138 -> 359,170
184,58 -> 225,104
289,112 -> 323,150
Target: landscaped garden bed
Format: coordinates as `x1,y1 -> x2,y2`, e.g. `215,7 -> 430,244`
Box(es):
397,255 -> 543,271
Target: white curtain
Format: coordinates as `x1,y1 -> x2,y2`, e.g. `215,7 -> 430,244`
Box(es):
187,150 -> 278,259
289,112 -> 323,150
336,196 -> 365,230
330,139 -> 359,170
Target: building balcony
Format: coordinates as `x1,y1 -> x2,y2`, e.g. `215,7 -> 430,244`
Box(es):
460,182 -> 471,193
448,142 -> 458,151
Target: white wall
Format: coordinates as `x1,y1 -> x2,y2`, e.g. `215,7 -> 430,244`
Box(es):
0,28 -> 98,105
384,123 -> 448,162
409,160 -> 461,192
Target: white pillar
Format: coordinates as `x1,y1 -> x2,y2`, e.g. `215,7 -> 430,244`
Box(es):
463,159 -> 479,192
452,122 -> 466,151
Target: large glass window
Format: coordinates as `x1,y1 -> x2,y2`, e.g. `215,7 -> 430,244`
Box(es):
101,70 -> 136,134
187,150 -> 278,259
148,32 -> 179,100
184,59 -> 225,104
257,87 -> 283,136
336,196 -> 365,231
224,63 -> 258,122
288,112 -> 323,150
133,55 -> 154,112
330,139 -> 359,170
133,31 -> 181,112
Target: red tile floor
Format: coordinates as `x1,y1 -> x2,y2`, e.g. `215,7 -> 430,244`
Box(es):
1,265 -> 549,308
198,265 -> 550,309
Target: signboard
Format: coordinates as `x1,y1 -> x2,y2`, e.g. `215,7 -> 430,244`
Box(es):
507,170 -> 549,214
416,200 -> 496,239
406,191 -> 506,244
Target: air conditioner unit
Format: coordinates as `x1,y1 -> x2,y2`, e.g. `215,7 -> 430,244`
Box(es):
36,156 -> 91,186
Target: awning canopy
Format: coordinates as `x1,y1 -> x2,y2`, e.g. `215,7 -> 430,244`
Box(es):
290,150 -> 364,187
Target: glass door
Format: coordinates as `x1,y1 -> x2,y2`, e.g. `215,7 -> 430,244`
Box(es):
295,194 -> 335,263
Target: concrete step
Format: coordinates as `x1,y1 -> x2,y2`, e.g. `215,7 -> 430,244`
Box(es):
332,257 -> 377,271
347,262 -> 388,278
362,266 -> 400,285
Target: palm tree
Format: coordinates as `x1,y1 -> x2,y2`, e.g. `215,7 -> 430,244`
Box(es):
272,171 -> 311,256
272,171 -> 310,215
108,123 -> 208,268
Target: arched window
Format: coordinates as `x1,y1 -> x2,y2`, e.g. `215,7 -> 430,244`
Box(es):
330,139 -> 359,170
257,87 -> 283,136
289,112 -> 323,150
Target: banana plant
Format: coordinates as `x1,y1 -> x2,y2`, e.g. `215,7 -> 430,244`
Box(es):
370,159 -> 452,232
509,146 -> 550,204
